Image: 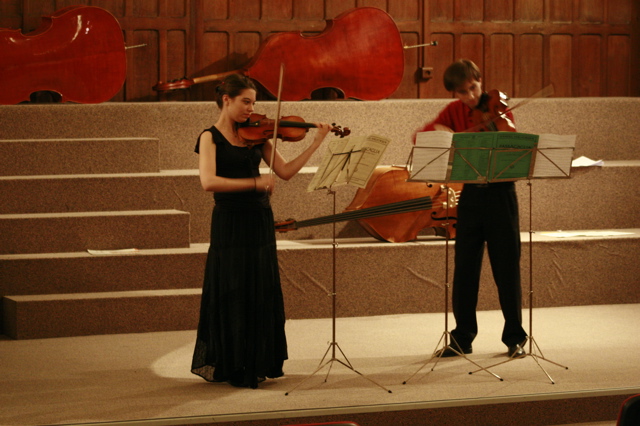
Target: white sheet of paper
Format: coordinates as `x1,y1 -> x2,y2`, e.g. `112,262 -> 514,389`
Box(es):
571,155 -> 604,167
541,230 -> 633,238
411,131 -> 453,182
532,134 -> 576,178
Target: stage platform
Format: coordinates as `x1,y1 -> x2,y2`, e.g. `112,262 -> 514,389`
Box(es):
1,304 -> 638,426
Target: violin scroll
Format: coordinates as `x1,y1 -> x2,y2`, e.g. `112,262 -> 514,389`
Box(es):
330,123 -> 350,138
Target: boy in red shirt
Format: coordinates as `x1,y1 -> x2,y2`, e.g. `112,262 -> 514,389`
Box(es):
416,59 -> 527,358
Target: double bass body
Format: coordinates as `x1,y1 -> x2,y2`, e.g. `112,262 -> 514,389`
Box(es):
345,167 -> 461,243
0,5 -> 126,104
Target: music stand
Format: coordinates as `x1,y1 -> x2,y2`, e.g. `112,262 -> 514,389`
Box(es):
285,134 -> 393,395
403,130 -> 562,384
468,133 -> 575,383
408,131 -> 576,384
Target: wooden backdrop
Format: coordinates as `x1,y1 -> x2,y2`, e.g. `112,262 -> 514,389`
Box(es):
1,0 -> 638,101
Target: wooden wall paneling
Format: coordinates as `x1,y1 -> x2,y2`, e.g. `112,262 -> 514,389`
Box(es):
326,0 -> 357,19
486,34 -> 515,96
514,0 -> 541,22
424,33 -> 454,98
263,0 -> 293,19
549,0 -> 573,23
579,0 -> 605,23
549,34 -> 573,97
518,33 -> 544,97
388,0 -> 420,20
292,0 -> 325,19
457,0 -> 483,22
488,0 -> 514,22
166,29 -> 187,90
389,0 -> 422,99
574,34 -> 603,96
398,32 -> 420,99
608,0 -> 634,25
430,0 -> 453,23
0,0 -> 24,29
356,0 -> 387,12
606,35 -> 630,96
230,0 -> 261,20
3,0 -> 638,101
192,31 -> 230,102
127,30 -> 159,101
132,0 -> 157,17
459,33 -> 484,70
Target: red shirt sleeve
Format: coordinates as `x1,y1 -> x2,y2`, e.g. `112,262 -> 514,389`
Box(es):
413,99 -> 516,143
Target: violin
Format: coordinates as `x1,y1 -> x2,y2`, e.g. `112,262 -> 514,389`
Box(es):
275,166 -> 463,243
0,6 -> 126,104
237,113 -> 350,145
153,7 -> 404,101
470,89 -> 517,132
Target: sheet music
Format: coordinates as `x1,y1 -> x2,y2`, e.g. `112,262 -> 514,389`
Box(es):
307,134 -> 390,191
532,133 -> 576,178
344,134 -> 390,188
410,131 -> 453,181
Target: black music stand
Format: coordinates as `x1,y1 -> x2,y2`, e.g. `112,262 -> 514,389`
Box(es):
468,133 -> 575,383
285,134 -> 392,395
405,130 -> 578,384
401,131 -> 541,383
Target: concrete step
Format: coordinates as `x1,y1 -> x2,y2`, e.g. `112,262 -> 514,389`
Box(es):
0,209 -> 191,254
2,230 -> 638,339
0,170 -> 213,244
2,99 -> 639,170
2,288 -> 201,339
1,162 -> 639,244
0,245 -> 208,296
0,138 -> 160,176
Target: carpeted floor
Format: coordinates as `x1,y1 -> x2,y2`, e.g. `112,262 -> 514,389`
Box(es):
1,304 -> 639,426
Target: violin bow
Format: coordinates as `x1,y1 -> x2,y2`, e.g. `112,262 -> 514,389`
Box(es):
268,63 -> 285,182
505,83 -> 555,115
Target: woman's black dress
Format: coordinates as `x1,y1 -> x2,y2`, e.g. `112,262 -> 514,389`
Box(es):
191,126 -> 288,389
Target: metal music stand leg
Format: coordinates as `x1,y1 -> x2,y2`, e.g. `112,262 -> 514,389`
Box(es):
286,190 -> 392,395
470,181 -> 568,383
404,184 -> 503,384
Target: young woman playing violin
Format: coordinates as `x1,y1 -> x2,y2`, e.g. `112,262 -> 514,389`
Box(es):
415,59 -> 528,359
191,74 -> 331,388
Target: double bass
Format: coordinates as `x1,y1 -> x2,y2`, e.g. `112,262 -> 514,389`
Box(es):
153,7 -> 404,101
276,166 -> 463,243
0,6 -> 126,104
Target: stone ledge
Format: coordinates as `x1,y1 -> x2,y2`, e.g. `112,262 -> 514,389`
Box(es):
0,137 -> 159,176
0,209 -> 191,254
3,230 -> 638,339
2,98 -> 638,169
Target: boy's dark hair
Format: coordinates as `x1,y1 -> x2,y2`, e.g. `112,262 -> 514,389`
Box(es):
443,59 -> 482,92
214,74 -> 257,109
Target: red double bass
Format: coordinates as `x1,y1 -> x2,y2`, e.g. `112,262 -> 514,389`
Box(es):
0,6 -> 126,104
153,7 -> 405,101
276,166 -> 463,243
